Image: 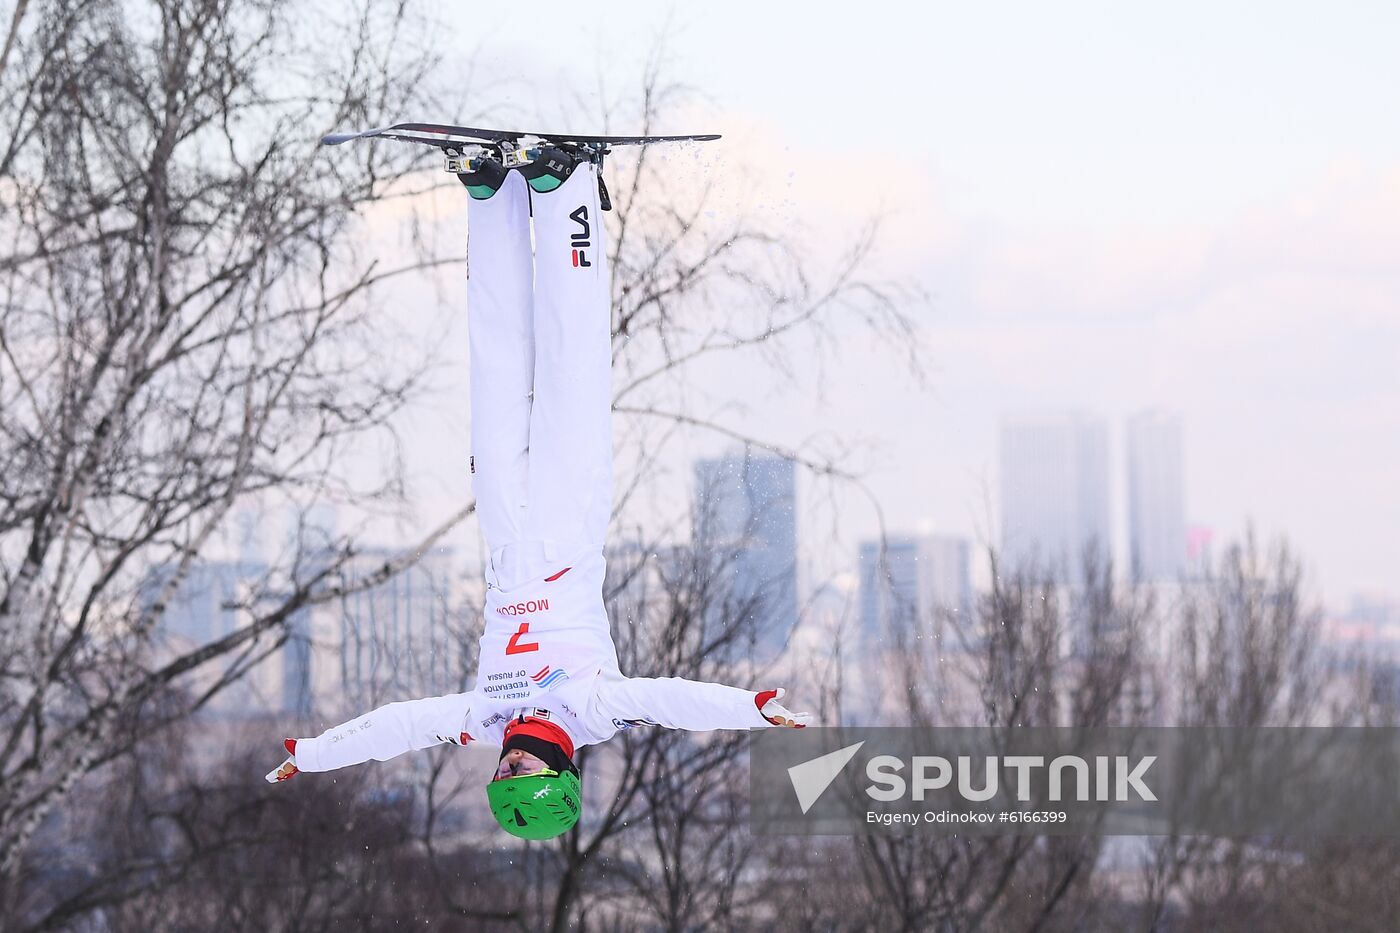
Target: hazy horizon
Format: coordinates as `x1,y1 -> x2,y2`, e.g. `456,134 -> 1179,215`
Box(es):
352,1 -> 1399,611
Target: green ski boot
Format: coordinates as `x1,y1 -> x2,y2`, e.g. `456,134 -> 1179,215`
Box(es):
457,155 -> 509,200
518,145 -> 582,193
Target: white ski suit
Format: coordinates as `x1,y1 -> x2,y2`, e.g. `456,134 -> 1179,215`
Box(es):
292,163 -> 772,776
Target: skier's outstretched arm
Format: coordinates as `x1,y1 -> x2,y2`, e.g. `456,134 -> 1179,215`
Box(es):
592,677 -> 812,733
268,692 -> 474,782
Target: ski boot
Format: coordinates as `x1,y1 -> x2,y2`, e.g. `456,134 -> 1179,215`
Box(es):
518,145 -> 582,193
456,154 -> 509,200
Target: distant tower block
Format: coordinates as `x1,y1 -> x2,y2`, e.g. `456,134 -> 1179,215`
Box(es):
1127,411 -> 1187,582
693,449 -> 798,657
857,534 -> 971,647
999,413 -> 1111,583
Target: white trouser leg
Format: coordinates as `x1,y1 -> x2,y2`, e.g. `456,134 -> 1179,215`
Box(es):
467,171 -> 534,558
524,163 -> 613,558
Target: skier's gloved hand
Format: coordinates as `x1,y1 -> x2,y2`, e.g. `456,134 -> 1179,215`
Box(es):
265,738 -> 300,784
755,688 -> 813,728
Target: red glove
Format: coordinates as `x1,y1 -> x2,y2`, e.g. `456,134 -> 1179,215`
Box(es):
755,688 -> 813,727
265,738 -> 299,783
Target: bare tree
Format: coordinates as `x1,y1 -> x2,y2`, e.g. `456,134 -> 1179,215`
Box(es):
12,715 -> 528,932
0,0 -> 470,896
833,550 -> 1151,933
592,535 -> 768,933
3,17 -> 920,925
1137,533 -> 1333,931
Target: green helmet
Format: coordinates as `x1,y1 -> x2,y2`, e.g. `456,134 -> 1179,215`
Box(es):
487,769 -> 582,840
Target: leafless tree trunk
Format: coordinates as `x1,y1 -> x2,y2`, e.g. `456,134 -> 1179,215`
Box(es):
0,0 -> 470,899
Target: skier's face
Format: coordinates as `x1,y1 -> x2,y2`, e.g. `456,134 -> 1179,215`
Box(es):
495,747 -> 549,781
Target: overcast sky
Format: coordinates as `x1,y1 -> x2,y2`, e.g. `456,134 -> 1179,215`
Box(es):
378,1 -> 1400,609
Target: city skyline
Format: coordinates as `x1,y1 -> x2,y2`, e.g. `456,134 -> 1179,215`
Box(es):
155,420 -> 1394,721
179,412 -> 1382,672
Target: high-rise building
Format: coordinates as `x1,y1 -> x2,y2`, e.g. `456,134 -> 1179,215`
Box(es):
857,534 -> 972,646
999,413 -> 1110,583
602,539 -> 707,669
693,450 -> 798,657
316,547 -> 462,713
154,559 -> 283,716
155,542 -> 465,720
1126,410 -> 1186,582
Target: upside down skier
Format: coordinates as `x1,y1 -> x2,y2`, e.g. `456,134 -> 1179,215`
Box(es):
267,146 -> 812,840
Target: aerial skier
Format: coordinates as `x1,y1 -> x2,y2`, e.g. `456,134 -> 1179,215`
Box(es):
267,144 -> 812,840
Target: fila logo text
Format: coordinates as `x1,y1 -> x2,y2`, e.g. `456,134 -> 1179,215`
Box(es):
570,206 -> 591,268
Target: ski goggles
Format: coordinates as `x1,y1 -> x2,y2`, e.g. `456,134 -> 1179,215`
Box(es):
495,764 -> 559,782
494,753 -> 555,780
